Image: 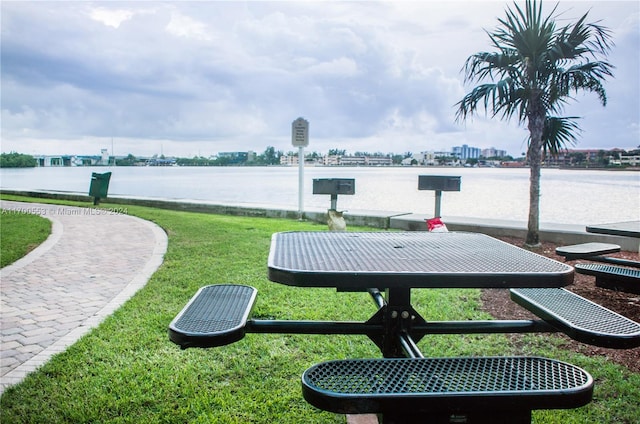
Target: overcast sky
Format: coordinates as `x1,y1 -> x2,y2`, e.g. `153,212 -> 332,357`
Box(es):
2,1 -> 638,158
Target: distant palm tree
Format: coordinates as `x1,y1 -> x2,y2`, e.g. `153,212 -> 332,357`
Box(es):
456,0 -> 613,246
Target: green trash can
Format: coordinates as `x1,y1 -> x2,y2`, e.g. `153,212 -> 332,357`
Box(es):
89,172 -> 112,205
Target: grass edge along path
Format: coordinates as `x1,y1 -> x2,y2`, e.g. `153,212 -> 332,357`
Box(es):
0,196 -> 638,423
0,207 -> 51,268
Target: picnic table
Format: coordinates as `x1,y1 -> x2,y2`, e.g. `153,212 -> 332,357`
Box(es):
169,231 -> 640,424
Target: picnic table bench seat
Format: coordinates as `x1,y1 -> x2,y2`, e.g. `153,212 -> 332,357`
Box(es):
556,243 -> 639,268
555,242 -> 620,260
302,356 -> 593,424
510,288 -> 640,348
575,263 -> 640,294
575,263 -> 640,281
168,284 -> 257,349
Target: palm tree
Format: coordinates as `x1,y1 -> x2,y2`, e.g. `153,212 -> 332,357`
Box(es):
455,0 -> 613,246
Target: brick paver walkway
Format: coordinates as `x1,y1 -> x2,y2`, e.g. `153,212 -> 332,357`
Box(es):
0,201 -> 167,394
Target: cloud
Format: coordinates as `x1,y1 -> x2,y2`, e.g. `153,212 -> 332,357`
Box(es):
90,7 -> 134,28
165,10 -> 213,41
1,1 -> 638,157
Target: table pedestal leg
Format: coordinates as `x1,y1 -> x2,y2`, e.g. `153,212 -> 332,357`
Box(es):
366,288 -> 426,358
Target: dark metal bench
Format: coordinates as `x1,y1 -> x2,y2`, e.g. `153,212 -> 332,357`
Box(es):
168,284 -> 257,349
556,242 -> 639,268
575,263 -> 640,294
302,356 -> 593,424
555,242 -> 620,261
510,288 -> 640,348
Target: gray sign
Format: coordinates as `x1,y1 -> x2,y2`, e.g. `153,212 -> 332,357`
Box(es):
291,117 -> 309,147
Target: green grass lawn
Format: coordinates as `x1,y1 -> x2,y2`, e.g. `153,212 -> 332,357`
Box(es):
1,196 -> 638,423
0,208 -> 51,267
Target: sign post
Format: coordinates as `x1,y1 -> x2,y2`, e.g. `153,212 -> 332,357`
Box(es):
292,117 -> 309,219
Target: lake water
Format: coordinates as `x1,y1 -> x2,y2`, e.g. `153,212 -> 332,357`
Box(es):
1,166 -> 638,225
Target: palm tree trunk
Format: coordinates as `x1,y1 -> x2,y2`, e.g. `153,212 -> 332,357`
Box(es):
526,107 -> 545,247
527,143 -> 542,246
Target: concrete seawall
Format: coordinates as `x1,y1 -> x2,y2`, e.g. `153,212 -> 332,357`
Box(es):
2,188 -> 638,252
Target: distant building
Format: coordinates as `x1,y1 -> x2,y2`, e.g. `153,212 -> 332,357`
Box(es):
35,155 -> 65,167
35,155 -> 104,167
335,156 -> 366,166
544,148 -> 627,166
280,155 -> 299,165
365,156 -> 393,166
481,147 -> 507,158
452,144 -> 481,160
280,153 -> 392,166
416,151 -> 432,165
618,153 -> 640,166
414,150 -> 454,165
323,155 -> 340,166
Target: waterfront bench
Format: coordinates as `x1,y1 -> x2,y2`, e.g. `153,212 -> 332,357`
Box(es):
574,263 -> 640,295
302,356 -> 593,424
510,288 -> 640,348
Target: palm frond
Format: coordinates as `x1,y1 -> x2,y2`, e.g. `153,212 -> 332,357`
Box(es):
555,61 -> 613,105
586,22 -> 615,55
547,13 -> 614,65
462,49 -> 520,83
456,0 -> 613,127
455,79 -> 527,123
537,116 -> 582,157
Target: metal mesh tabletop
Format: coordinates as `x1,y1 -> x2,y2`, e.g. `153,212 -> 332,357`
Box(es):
268,231 -> 573,289
302,356 -> 593,414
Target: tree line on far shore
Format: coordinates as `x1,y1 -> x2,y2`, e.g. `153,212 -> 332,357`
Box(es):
2,146 -> 638,168
0,152 -> 38,168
